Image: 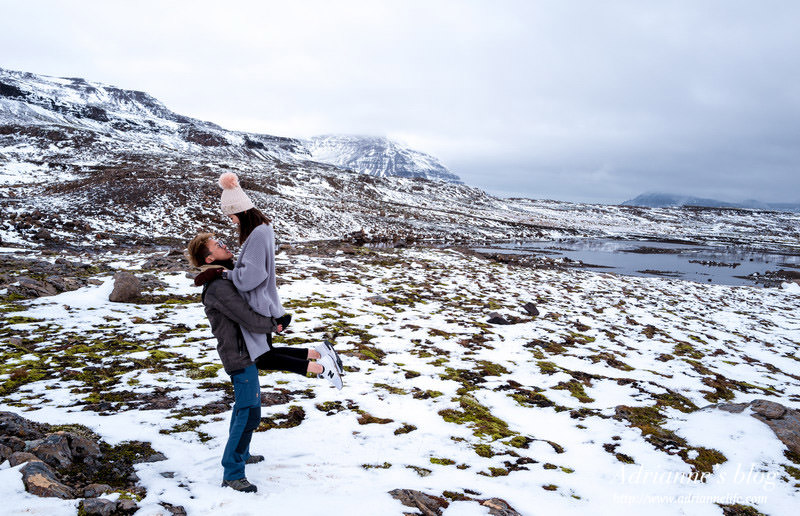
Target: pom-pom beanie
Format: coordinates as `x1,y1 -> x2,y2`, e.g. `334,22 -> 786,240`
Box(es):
219,172 -> 255,215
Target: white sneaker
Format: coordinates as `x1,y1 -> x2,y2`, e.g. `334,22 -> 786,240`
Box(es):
315,340 -> 344,374
318,355 -> 343,390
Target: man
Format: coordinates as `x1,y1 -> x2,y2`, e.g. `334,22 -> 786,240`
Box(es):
187,232 -> 276,493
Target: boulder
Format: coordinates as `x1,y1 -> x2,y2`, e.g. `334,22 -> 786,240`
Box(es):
109,272 -> 141,302
487,312 -> 510,325
116,498 -> 139,513
710,399 -> 800,455
481,498 -> 522,516
83,483 -> 113,497
0,412 -> 45,440
28,433 -> 73,468
389,489 -> 449,516
0,443 -> 12,461
63,431 -> 102,459
8,451 -> 42,467
521,302 -> 539,316
160,503 -> 188,516
78,498 -> 117,516
367,295 -> 392,305
0,435 -> 25,452
19,460 -> 75,498
16,276 -> 57,297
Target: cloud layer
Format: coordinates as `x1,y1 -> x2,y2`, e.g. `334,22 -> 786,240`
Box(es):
2,1 -> 798,203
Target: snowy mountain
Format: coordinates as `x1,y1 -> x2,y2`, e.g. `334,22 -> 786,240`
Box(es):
622,192 -> 800,212
0,67 -> 456,184
306,135 -> 460,183
1,66 -> 799,253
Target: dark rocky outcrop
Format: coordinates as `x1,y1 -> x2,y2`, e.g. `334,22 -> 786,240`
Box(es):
521,302 -> 539,316
389,489 -> 449,515
481,498 -> 522,516
0,411 -> 157,507
20,459 -> 75,498
109,271 -> 141,302
388,489 -> 522,516
487,312 -> 510,325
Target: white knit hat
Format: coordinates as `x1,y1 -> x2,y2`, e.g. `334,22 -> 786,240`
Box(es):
219,172 -> 255,215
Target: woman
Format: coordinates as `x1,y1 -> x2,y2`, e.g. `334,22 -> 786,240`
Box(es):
218,172 -> 343,389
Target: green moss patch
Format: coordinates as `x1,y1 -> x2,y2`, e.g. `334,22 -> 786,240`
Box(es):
553,380 -> 595,403
438,394 -> 515,440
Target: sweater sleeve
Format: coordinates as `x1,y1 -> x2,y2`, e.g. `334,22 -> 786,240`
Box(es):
228,226 -> 270,292
207,281 -> 277,334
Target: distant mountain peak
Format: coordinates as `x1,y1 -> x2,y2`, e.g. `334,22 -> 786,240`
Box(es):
305,134 -> 461,183
621,192 -> 800,212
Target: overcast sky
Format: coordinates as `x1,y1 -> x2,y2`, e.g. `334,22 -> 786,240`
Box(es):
2,1 -> 799,203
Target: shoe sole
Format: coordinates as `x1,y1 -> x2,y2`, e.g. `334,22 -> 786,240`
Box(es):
319,355 -> 343,390
323,340 -> 344,374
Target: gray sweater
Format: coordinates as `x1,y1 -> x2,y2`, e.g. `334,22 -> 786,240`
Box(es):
228,223 -> 285,360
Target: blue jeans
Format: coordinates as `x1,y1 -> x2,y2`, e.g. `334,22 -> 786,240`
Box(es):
221,364 -> 261,481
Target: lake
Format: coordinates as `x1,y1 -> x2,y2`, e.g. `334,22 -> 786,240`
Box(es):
475,239 -> 800,287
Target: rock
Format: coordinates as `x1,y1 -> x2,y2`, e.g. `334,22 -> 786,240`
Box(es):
9,336 -> 24,347
0,411 -> 46,440
134,452 -> 167,464
389,489 -> 449,516
63,431 -> 102,459
160,472 -> 176,478
750,399 -> 787,419
8,451 -> 42,467
709,399 -> 800,455
116,498 -> 139,513
16,276 -> 58,297
88,279 -> 104,285
109,271 -> 141,302
79,498 -> 118,516
0,435 -> 25,452
521,302 -> 539,316
481,498 -> 522,516
28,433 -> 73,468
0,443 -> 12,461
34,228 -> 52,240
160,503 -> 188,516
367,294 -> 392,305
20,460 -> 75,498
83,483 -> 113,497
141,252 -> 186,272
487,312 -> 510,325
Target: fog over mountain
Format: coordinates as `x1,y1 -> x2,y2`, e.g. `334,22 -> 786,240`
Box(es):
622,193 -> 800,212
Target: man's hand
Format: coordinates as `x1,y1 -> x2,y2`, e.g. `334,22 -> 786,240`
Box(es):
194,267 -> 224,286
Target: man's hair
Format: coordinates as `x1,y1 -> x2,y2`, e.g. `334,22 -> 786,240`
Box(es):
234,207 -> 271,245
187,232 -> 214,268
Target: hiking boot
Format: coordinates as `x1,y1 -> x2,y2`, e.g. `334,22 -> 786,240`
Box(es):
315,340 -> 344,374
221,478 -> 258,493
245,455 -> 264,464
318,355 -> 343,390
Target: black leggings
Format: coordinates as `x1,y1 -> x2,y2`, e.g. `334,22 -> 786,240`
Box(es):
255,347 -> 309,376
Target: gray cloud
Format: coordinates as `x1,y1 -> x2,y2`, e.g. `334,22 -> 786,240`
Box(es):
2,0 -> 799,203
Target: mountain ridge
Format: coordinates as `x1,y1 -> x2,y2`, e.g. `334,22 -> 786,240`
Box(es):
621,192 -> 800,212
0,67 -> 458,183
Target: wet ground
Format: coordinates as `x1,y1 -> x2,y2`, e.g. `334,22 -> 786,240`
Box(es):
475,238 -> 800,287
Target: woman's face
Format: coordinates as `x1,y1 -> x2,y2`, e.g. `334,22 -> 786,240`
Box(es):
228,214 -> 239,225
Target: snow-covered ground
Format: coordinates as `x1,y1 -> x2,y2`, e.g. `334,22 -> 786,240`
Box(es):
2,246 -> 799,515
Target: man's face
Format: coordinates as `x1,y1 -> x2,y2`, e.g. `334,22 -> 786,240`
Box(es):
205,238 -> 233,263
